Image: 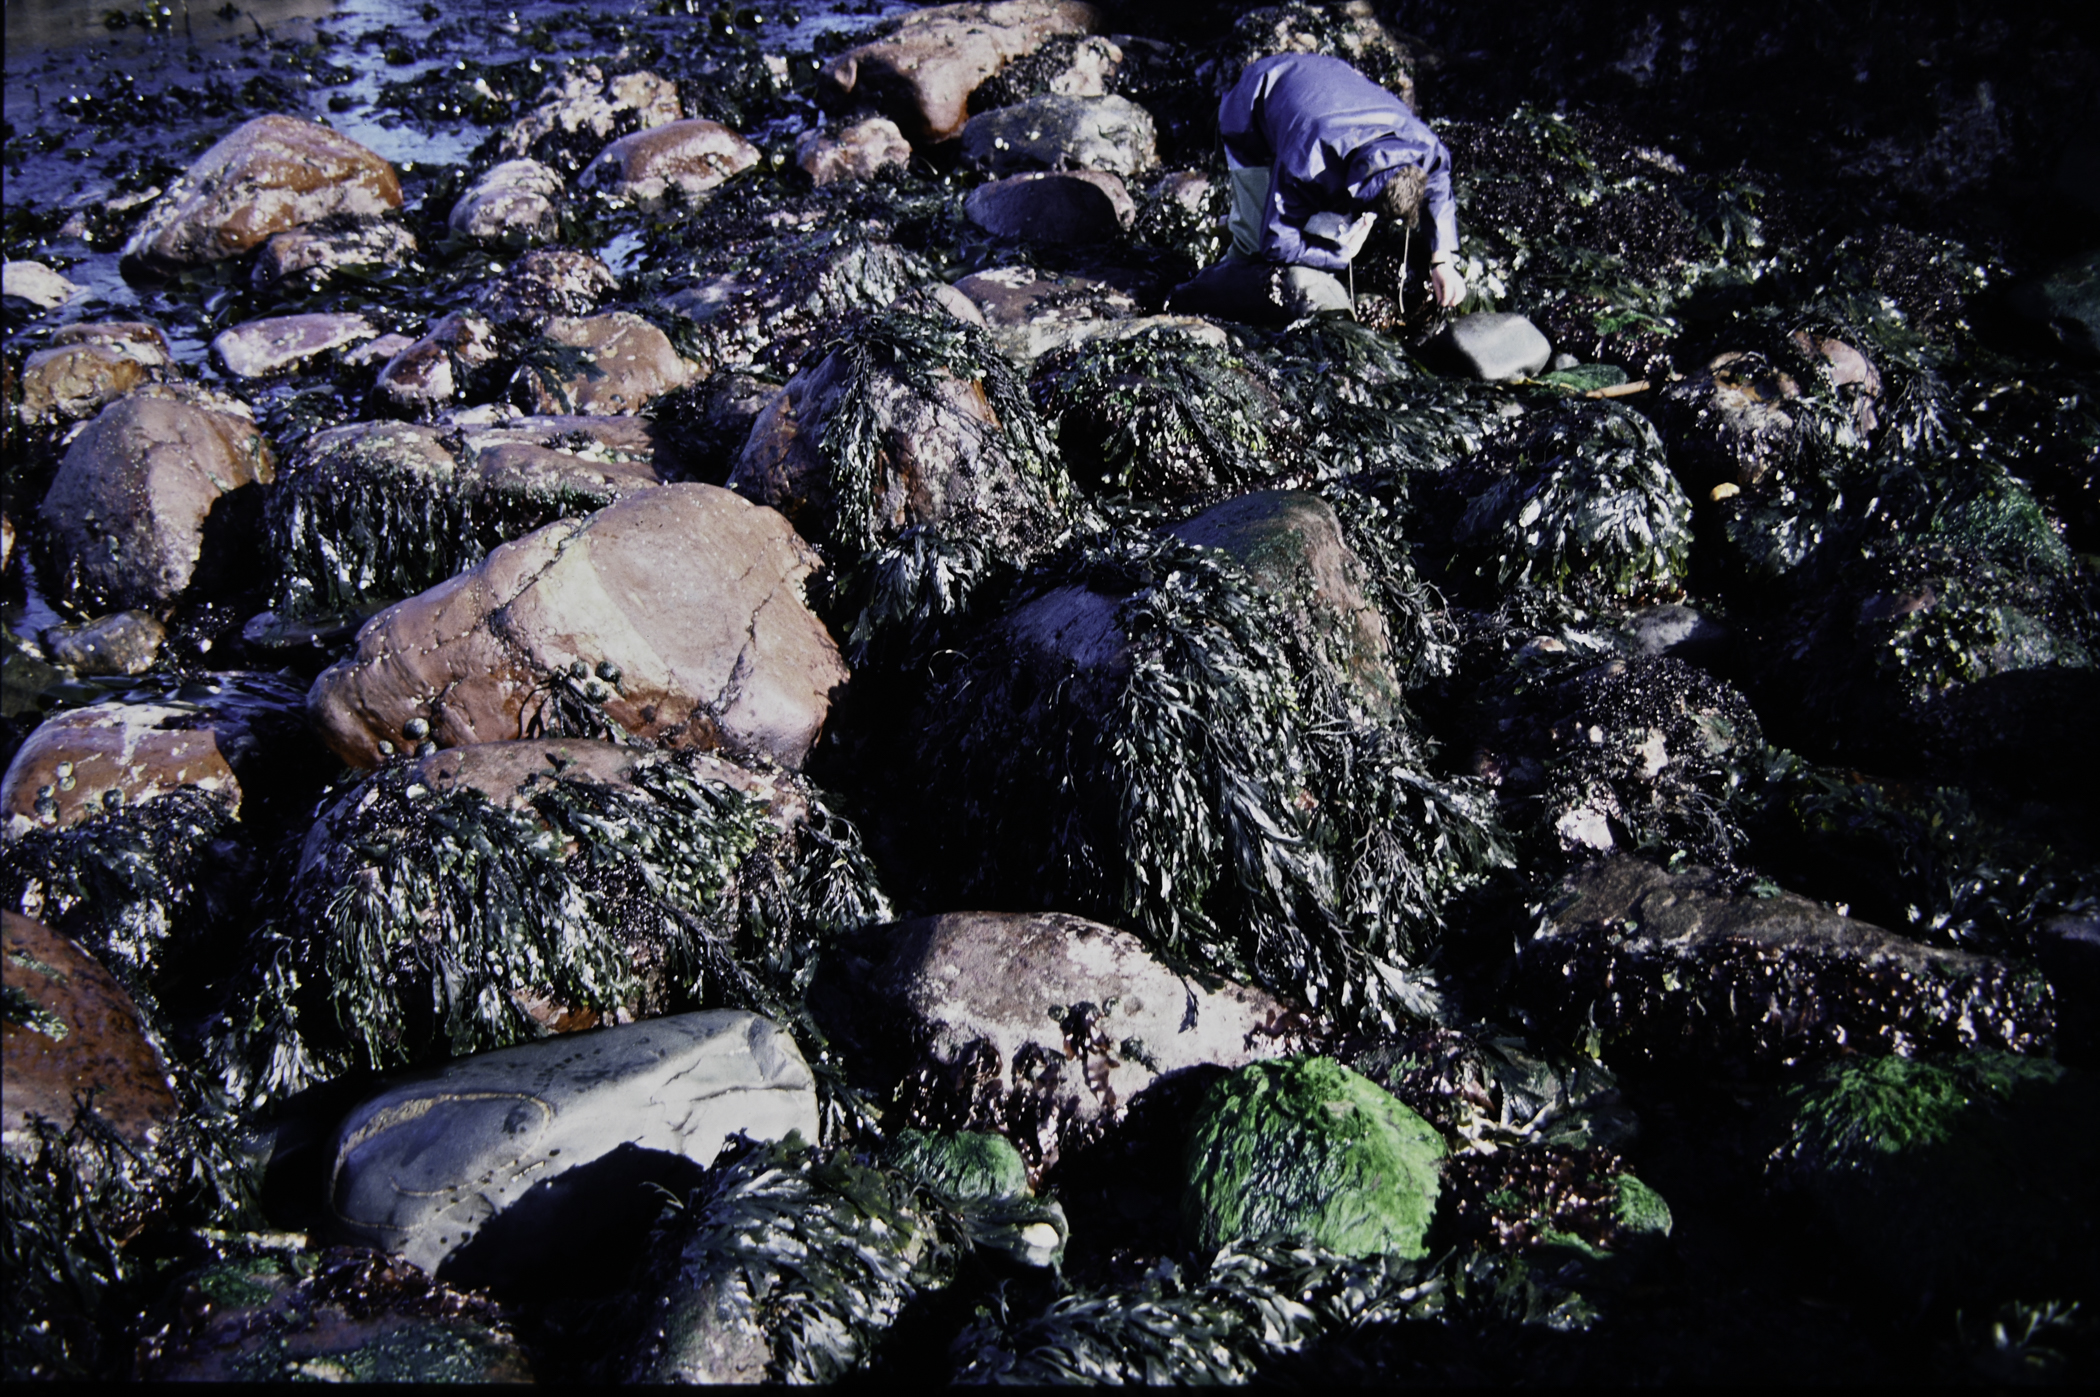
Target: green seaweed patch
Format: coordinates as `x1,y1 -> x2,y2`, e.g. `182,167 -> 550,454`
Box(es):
1183,1057 -> 1445,1259
882,1128 -> 1030,1203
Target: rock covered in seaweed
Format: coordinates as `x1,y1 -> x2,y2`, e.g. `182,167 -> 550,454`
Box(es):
305,484 -> 847,770
807,911 -> 1299,1174
118,115 -> 402,278
327,1011 -> 817,1281
1517,857 -> 2056,1068
37,394 -> 274,611
959,93 -> 1158,177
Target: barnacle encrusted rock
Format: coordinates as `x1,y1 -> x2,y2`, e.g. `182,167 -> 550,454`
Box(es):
37,394 -> 274,610
18,322 -> 173,426
306,484 -> 847,769
580,118 -> 760,209
3,701 -> 242,835
959,93 -> 1159,177
119,115 -> 402,277
795,117 -> 914,186
1182,1056 -> 1444,1258
1518,857 -> 2056,1067
808,911 -> 1297,1173
818,0 -> 1102,142
327,1011 -> 817,1280
527,312 -> 691,414
249,215 -> 417,290
447,158 -> 566,246
210,312 -> 379,379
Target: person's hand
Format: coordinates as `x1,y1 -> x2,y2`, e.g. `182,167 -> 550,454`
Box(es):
1431,257 -> 1467,308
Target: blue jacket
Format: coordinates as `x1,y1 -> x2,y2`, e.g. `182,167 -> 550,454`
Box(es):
1218,53 -> 1459,272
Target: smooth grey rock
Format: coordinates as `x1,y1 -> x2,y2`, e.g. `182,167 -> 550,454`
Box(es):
1518,857 -> 2056,1067
964,170 -> 1135,245
1435,312 -> 1552,381
3,260 -> 80,308
249,217 -> 417,291
808,911 -> 1296,1170
448,159 -> 566,246
960,93 -> 1158,178
796,117 -> 914,187
211,313 -> 378,378
41,610 -> 166,677
329,1010 -> 817,1278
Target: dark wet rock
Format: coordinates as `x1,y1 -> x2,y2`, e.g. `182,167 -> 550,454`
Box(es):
474,247 -> 619,331
137,1241 -> 533,1382
1655,349 -> 1859,493
633,1133 -> 1064,1384
527,312 -> 691,415
643,369 -> 787,485
581,118 -> 761,211
1462,653 -> 1762,865
1,679 -> 308,836
267,414 -> 667,619
908,528 -> 1504,1033
728,305 -> 1071,581
964,169 -> 1135,244
1210,3 -> 1418,104
37,394 -> 274,611
446,159 -> 565,247
1789,330 -> 1883,435
249,214 -> 417,292
807,910 -> 1297,1174
210,312 -> 378,379
1134,168 -> 1230,269
328,1011 -> 815,1278
1517,857 -> 2056,1069
1447,401 -> 1691,602
2,259 -> 80,309
119,115 -> 402,278
38,610 -> 166,677
498,63 -> 682,169
370,310 -> 501,416
1765,542 -> 2098,788
658,239 -> 936,379
1170,489 -> 1401,719
1349,1021 -> 1637,1155
968,31 -> 1125,108
2034,913 -> 2100,1064
1438,1143 -> 1671,1261
228,738 -> 882,1093
795,116 -> 914,186
307,484 -> 847,770
818,0 -> 1101,143
1183,1057 -> 1442,1258
1769,1053 -> 2100,1306
18,322 -> 173,427
960,93 -> 1158,178
2009,249 -> 2100,359
952,264 -> 1139,360
1618,602 -> 1729,662
1032,322 -> 1292,498
1431,312 -> 1553,382
2,910 -> 179,1158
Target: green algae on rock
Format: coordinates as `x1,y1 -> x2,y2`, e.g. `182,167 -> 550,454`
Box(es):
882,1128 -> 1032,1203
1183,1056 -> 1443,1259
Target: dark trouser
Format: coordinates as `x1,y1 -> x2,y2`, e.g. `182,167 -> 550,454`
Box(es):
1166,253 -> 1354,326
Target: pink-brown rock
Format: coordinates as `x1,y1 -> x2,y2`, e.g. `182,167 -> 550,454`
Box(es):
528,312 -> 692,415
211,312 -> 378,378
19,322 -> 173,426
963,169 -> 1135,244
582,119 -> 760,209
120,115 -> 402,277
796,117 -> 914,186
819,0 -> 1100,142
307,484 -> 847,770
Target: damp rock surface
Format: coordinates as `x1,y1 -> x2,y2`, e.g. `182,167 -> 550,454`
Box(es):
819,0 -> 1102,142
796,117 -> 914,186
960,92 -> 1159,177
328,1010 -> 816,1279
447,159 -> 566,246
964,168 -> 1136,243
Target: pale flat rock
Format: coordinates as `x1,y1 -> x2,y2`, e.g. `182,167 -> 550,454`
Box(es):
328,1010 -> 817,1279
120,115 -> 402,277
448,159 -> 565,245
1434,311 -> 1553,381
3,260 -> 80,308
211,312 -> 378,378
820,0 -> 1102,142
582,119 -> 760,210
952,265 -> 1138,360
307,483 -> 848,770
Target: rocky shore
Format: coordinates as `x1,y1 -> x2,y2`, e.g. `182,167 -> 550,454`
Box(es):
4,0 -> 2096,1383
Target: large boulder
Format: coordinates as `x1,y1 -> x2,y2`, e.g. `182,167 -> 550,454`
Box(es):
2,910 -> 179,1158
807,911 -> 1298,1172
307,484 -> 847,770
447,159 -> 565,246
119,115 -> 402,277
1517,857 -> 2056,1068
581,118 -> 760,210
328,1011 -> 816,1281
819,0 -> 1101,142
37,394 -> 274,610
3,697 -> 255,836
964,169 -> 1135,244
959,93 -> 1158,177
